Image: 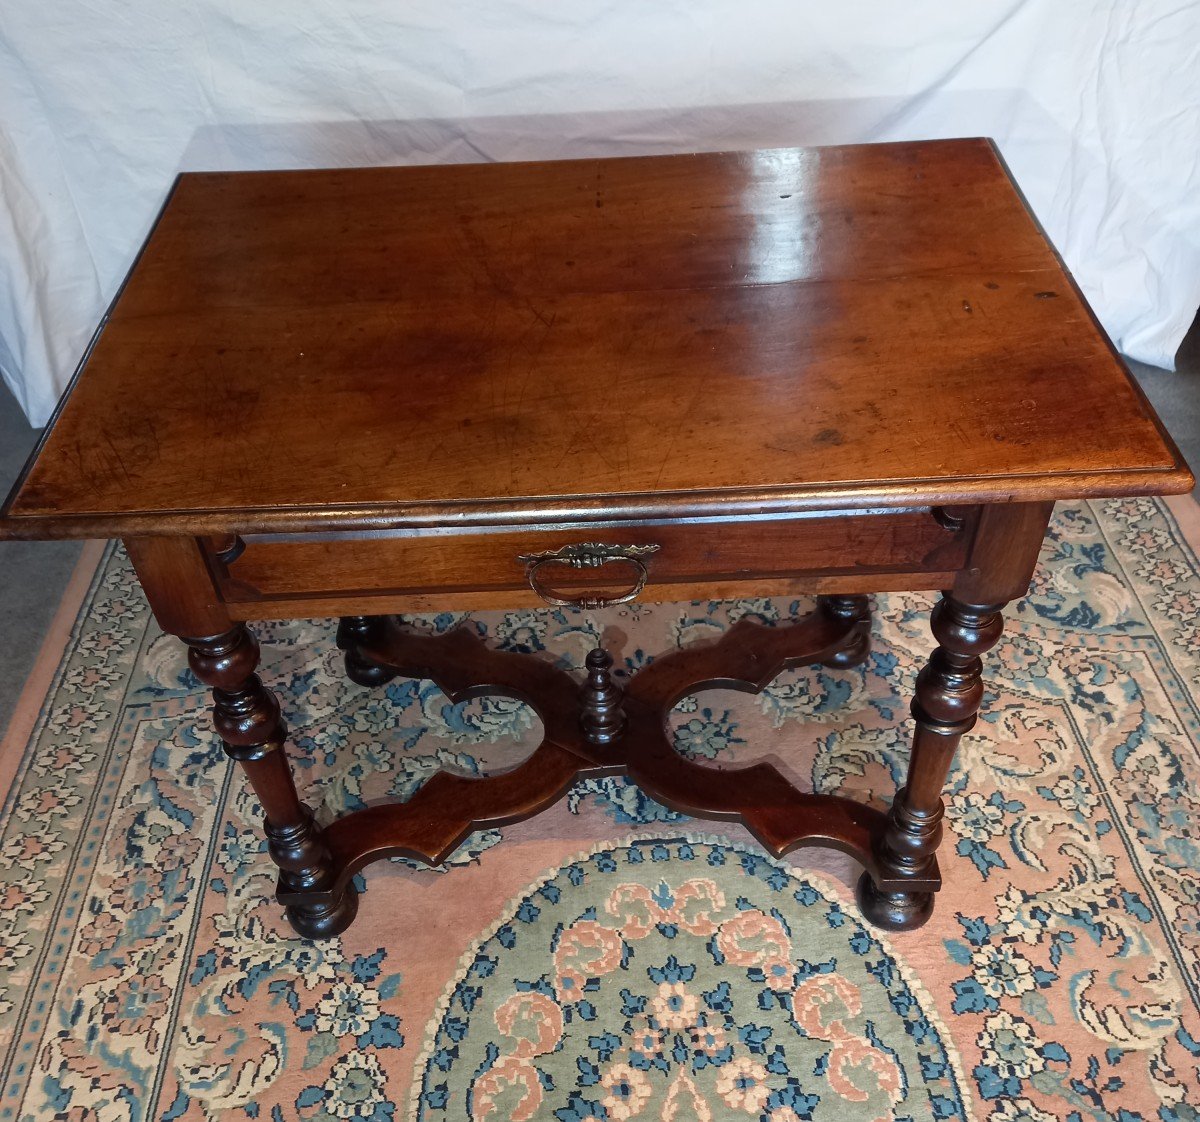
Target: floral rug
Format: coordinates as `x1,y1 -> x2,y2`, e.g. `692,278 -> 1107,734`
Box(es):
3,498 -> 1200,1120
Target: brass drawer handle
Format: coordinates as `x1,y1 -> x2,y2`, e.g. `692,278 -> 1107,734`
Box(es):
517,542 -> 660,609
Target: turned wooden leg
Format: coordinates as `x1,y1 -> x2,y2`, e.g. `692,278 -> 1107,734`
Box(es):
336,615 -> 398,686
857,594 -> 1005,930
817,594 -> 871,668
187,624 -> 358,938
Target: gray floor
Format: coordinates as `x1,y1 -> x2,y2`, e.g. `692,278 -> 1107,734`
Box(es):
2,314 -> 1199,740
1125,315 -> 1200,473
0,393 -> 81,738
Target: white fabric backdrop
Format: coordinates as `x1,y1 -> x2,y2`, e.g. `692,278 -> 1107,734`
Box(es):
2,1 -> 1198,426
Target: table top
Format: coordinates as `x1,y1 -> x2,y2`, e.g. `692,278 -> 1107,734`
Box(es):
2,139 -> 1190,539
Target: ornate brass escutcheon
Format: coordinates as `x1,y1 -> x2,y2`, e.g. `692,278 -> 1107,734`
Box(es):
517,542 -> 660,609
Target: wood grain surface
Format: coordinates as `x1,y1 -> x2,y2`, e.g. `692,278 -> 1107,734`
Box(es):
1,139 -> 1190,539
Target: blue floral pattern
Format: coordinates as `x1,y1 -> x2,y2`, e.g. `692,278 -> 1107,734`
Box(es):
414,838 -> 968,1121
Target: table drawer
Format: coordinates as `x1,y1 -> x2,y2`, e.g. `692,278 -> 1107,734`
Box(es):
214,508 -> 971,612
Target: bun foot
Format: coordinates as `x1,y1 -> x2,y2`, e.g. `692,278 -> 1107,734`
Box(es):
284,883 -> 359,940
855,871 -> 934,931
337,616 -> 399,687
817,594 -> 871,669
825,629 -> 870,669
344,651 -> 397,688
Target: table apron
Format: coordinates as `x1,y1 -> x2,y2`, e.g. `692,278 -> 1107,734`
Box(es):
211,507 -> 973,617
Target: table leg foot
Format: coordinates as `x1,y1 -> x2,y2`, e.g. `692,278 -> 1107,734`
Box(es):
817,594 -> 871,668
337,615 -> 398,686
285,883 -> 360,939
854,872 -> 933,931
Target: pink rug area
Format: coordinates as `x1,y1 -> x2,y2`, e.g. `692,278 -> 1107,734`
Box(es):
2,497 -> 1200,1120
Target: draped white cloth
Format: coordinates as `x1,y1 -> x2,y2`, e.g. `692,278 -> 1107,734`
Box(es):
3,1 -> 1198,426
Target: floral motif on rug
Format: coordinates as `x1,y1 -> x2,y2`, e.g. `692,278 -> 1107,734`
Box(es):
1,498 -> 1200,1120
413,837 -> 966,1121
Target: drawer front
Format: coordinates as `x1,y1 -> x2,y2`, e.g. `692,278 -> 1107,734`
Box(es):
216,509 -> 971,608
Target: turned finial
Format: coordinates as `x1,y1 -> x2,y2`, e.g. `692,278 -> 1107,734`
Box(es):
580,647 -> 626,745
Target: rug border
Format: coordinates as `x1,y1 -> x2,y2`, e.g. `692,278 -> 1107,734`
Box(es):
1166,492 -> 1200,554
0,538 -> 107,807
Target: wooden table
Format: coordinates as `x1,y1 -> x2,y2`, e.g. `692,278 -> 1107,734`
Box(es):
2,140 -> 1191,939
